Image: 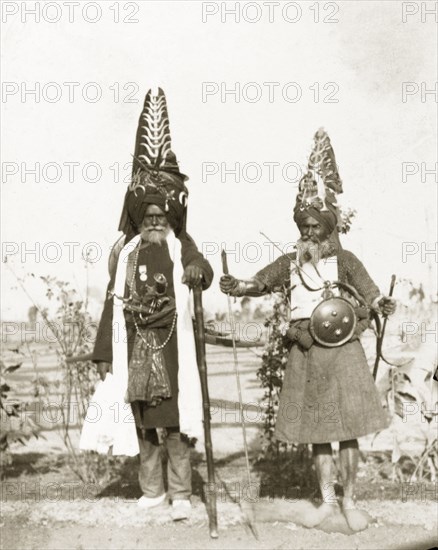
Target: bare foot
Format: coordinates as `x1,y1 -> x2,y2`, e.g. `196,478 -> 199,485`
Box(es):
301,502 -> 339,528
341,499 -> 370,532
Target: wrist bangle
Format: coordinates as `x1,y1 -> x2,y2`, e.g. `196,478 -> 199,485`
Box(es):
231,281 -> 247,297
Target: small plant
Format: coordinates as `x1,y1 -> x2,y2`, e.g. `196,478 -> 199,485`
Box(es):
0,353 -> 40,473
338,207 -> 357,234
31,276 -> 120,484
256,293 -> 289,459
4,260 -> 124,486
378,356 -> 437,482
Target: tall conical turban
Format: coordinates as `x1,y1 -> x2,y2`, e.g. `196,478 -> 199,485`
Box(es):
294,129 -> 342,236
118,88 -> 189,239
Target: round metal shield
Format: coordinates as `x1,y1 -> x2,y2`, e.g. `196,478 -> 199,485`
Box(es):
310,297 -> 357,347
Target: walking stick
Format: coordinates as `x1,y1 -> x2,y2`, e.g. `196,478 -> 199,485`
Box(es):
193,285 -> 219,539
373,274 -> 396,380
221,249 -> 259,540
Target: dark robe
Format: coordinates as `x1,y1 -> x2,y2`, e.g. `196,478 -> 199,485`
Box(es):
92,233 -> 213,429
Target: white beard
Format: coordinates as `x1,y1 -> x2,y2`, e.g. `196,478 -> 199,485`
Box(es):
140,225 -> 171,244
296,238 -> 335,266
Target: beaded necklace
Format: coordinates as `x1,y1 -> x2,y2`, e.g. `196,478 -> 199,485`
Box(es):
130,243 -> 177,351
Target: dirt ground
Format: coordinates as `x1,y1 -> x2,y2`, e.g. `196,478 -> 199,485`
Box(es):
1,341 -> 437,549
1,450 -> 437,550
1,497 -> 436,550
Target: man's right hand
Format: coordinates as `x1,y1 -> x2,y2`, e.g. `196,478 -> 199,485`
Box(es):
219,275 -> 238,295
97,361 -> 113,381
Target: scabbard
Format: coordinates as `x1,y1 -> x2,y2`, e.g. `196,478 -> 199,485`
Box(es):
193,285 -> 218,539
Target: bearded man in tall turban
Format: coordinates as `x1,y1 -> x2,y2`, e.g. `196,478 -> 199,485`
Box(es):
220,130 -> 396,532
81,89 -> 213,521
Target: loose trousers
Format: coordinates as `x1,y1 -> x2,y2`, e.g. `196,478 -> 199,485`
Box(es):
137,426 -> 191,500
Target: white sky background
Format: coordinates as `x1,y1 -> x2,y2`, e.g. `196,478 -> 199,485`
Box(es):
1,0 -> 437,320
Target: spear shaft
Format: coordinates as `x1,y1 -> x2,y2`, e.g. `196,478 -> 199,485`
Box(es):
221,250 -> 260,540
221,250 -> 252,484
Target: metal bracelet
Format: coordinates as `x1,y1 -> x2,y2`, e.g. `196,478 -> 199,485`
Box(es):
230,281 -> 247,297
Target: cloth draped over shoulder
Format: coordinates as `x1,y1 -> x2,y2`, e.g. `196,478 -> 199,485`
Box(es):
93,231 -> 213,364
80,231 -> 213,456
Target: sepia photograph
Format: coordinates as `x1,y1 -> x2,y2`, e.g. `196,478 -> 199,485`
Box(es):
1,1 -> 437,549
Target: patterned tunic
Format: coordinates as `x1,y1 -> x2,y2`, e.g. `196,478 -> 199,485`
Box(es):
255,249 -> 388,443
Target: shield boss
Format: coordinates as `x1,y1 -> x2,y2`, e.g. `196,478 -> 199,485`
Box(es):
310,297 -> 357,347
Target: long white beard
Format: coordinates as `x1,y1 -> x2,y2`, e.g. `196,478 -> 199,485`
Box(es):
296,238 -> 335,266
140,226 -> 171,244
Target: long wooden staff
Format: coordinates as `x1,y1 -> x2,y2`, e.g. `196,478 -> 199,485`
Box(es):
193,285 -> 218,539
373,274 -> 396,380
